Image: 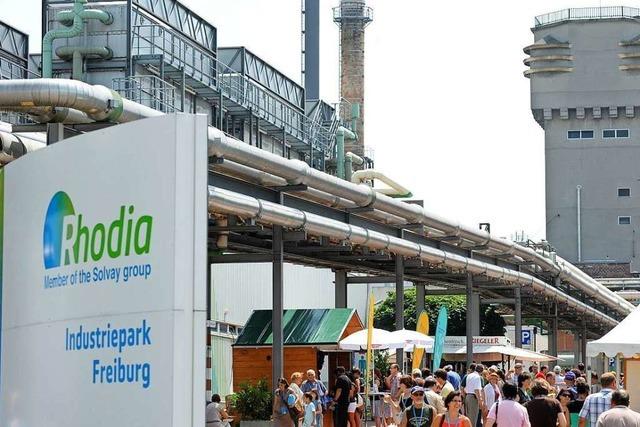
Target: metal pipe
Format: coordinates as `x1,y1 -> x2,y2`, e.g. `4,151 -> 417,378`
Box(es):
577,185 -> 582,262
344,151 -> 363,182
207,186 -> 619,328
57,9 -> 113,25
215,160 -> 407,225
0,78 -> 631,317
351,169 -> 413,198
336,126 -> 356,180
42,0 -> 86,78
0,131 -> 46,160
0,106 -> 93,124
206,126 -> 633,316
56,46 -> 113,80
0,79 -> 162,123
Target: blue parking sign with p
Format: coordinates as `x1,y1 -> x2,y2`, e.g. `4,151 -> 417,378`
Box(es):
522,330 -> 531,345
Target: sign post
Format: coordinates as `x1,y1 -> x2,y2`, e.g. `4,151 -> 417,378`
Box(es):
0,114 -> 207,426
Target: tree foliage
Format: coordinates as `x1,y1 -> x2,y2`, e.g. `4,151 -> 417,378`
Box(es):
373,288 -> 505,336
233,379 -> 273,421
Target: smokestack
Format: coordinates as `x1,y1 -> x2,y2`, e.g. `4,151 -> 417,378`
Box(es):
303,0 -> 320,100
333,0 -> 373,161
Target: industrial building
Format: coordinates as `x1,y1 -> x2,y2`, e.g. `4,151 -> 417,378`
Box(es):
525,7 -> 640,286
0,1 -> 637,407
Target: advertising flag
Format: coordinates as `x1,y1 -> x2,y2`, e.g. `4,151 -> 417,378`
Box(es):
412,310 -> 429,371
432,306 -> 448,371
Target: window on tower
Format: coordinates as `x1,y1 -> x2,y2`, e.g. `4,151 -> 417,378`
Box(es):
618,188 -> 631,197
603,129 -> 630,139
619,216 -> 631,225
567,130 -> 594,139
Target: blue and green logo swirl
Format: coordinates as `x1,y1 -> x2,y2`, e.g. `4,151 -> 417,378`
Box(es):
43,191 -> 75,269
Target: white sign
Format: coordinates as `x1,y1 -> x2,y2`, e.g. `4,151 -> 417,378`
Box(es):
0,114 -> 207,426
444,336 -> 511,347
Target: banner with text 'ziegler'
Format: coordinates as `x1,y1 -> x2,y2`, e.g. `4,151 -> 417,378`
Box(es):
0,114 -> 207,426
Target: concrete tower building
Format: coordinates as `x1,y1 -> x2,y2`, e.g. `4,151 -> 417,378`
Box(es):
333,0 -> 373,160
525,7 -> 640,272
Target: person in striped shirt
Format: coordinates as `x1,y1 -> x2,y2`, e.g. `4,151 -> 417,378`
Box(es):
578,372 -> 618,427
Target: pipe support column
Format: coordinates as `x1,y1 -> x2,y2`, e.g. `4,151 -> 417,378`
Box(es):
395,255 -> 404,368
550,303 -> 559,358
272,222 -> 284,390
416,283 -> 425,319
581,322 -> 588,366
335,269 -> 347,308
515,287 -> 522,349
466,273 -> 474,368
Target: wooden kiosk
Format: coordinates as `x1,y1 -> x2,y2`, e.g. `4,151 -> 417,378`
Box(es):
233,308 -> 363,390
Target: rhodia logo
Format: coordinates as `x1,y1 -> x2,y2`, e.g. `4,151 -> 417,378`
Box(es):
43,191 -> 153,269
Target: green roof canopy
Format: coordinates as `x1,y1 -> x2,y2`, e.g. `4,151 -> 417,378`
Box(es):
234,308 -> 359,346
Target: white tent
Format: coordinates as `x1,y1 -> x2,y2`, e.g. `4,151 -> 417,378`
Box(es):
587,305 -> 640,357
339,328 -> 405,350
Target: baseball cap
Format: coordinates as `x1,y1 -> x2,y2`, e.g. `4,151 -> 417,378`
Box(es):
514,363 -> 523,368
564,372 -> 576,381
554,366 -> 562,373
412,368 -> 422,376
411,386 -> 425,395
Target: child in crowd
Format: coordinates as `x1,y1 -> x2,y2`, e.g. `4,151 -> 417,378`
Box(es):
303,392 -> 316,427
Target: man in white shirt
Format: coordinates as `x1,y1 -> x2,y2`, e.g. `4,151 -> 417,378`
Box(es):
596,389 -> 640,427
465,364 -> 485,427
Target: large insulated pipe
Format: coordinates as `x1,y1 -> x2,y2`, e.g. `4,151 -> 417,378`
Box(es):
208,186 -> 618,328
216,160 -> 407,225
205,126 -> 634,316
0,131 -> 46,161
351,169 -> 413,198
0,78 -> 631,317
345,151 -> 363,182
0,79 -> 162,123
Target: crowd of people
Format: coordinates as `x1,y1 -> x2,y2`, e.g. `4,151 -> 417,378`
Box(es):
205,362 -> 638,427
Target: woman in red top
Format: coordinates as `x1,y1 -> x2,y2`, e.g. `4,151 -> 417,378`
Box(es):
433,391 -> 472,427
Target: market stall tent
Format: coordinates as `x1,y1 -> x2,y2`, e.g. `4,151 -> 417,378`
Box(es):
587,305 -> 640,412
587,305 -> 640,358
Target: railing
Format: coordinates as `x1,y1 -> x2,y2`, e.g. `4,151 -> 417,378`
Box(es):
333,1 -> 374,22
0,56 -> 40,80
132,25 -> 217,89
535,6 -> 640,27
113,76 -> 177,113
131,24 -> 338,152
